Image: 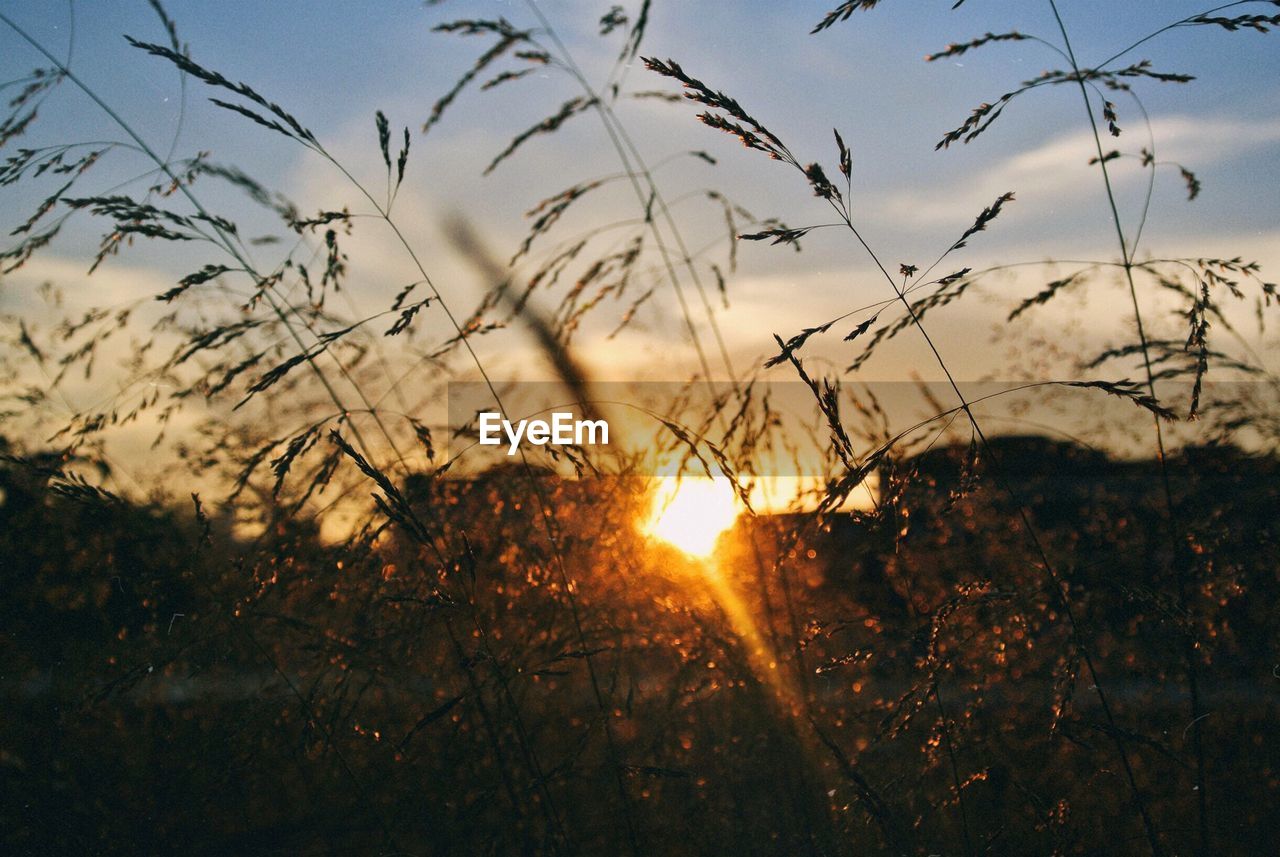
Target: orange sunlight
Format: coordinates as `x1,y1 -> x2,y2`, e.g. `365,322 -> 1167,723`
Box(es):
642,475 -> 741,558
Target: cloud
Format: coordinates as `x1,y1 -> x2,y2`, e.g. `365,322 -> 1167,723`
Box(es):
882,115 -> 1280,229
1,255 -> 180,312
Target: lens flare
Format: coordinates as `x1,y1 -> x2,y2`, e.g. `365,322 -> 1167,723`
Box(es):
642,475 -> 740,557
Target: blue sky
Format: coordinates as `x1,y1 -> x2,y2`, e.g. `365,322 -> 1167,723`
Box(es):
3,0 -> 1278,395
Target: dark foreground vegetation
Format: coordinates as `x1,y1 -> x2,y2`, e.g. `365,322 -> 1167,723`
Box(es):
4,437 -> 1277,855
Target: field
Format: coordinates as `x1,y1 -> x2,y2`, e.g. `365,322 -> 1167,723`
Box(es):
2,2 -> 1279,855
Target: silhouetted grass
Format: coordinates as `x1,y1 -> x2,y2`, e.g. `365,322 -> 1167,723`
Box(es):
2,2 -> 1279,855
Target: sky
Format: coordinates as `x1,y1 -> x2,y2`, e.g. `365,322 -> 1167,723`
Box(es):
2,0 -> 1279,481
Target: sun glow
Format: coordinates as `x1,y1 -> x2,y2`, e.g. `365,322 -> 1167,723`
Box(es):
642,475 -> 741,558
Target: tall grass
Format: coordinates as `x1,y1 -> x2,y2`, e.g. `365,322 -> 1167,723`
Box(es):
2,2 -> 1278,855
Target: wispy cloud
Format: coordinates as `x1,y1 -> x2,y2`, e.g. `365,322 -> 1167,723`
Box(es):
883,115 -> 1280,228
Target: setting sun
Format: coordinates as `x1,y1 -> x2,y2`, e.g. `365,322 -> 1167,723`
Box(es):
642,476 -> 741,558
